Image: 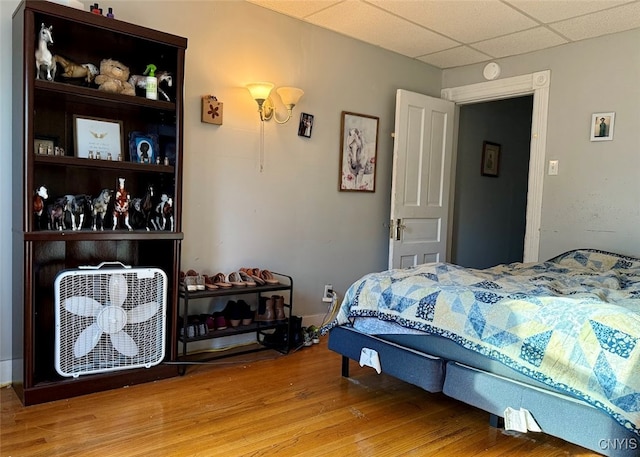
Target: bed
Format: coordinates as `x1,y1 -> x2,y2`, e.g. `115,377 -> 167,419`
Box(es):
323,249 -> 640,456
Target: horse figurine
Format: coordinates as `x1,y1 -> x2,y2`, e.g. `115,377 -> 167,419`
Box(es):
128,71 -> 173,101
33,185 -> 48,230
113,177 -> 132,231
92,188 -> 112,231
35,23 -> 56,81
53,55 -> 99,84
155,193 -> 174,231
47,196 -> 71,231
130,184 -> 156,230
67,194 -> 93,230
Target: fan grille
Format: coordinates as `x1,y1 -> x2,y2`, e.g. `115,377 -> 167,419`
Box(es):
54,267 -> 167,377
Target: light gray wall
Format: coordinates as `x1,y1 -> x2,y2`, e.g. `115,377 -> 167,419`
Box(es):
0,0 -> 17,385
0,0 -> 442,383
444,28 -> 640,261
452,96 -> 533,269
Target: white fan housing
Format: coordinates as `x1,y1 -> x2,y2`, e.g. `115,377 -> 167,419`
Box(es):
54,265 -> 167,377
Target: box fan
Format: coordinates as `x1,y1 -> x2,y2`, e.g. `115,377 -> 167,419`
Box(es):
54,262 -> 167,378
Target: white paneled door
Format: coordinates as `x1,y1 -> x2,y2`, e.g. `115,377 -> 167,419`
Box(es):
389,90 -> 455,270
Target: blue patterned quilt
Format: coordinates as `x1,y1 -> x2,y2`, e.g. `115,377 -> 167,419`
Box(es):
324,249 -> 640,435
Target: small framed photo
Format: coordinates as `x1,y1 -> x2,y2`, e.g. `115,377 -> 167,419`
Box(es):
129,132 -> 159,164
34,136 -> 56,155
481,141 -> 501,177
590,112 -> 615,141
74,115 -> 123,159
298,112 -> 314,138
339,111 -> 379,192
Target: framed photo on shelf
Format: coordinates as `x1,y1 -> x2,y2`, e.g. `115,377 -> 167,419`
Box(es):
590,112 -> 615,142
34,136 -> 56,155
481,141 -> 501,177
129,132 -> 159,163
74,115 -> 123,159
298,112 -> 314,138
339,111 -> 379,192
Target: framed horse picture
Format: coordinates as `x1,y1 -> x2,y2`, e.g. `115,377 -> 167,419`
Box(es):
339,111 -> 379,192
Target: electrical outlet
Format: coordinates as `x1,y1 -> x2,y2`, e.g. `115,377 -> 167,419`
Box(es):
322,284 -> 333,303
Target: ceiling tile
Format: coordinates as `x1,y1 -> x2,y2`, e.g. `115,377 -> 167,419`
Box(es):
550,1 -> 640,40
504,0 -> 633,24
247,0 -> 342,19
473,27 -> 568,58
418,46 -> 492,69
247,0 -> 640,69
307,1 -> 459,56
369,0 -> 538,43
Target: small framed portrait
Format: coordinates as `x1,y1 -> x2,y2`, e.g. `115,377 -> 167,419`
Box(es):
129,131 -> 159,163
298,112 -> 314,138
339,111 -> 379,192
34,136 -> 56,155
590,112 -> 615,142
481,141 -> 501,177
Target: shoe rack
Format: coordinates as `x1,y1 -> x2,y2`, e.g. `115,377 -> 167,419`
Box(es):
177,273 -> 293,374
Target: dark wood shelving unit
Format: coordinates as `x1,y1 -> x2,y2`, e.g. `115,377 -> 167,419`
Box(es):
12,0 -> 187,405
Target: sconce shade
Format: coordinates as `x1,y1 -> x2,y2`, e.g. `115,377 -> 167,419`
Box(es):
276,87 -> 304,107
246,82 -> 274,101
247,82 -> 303,124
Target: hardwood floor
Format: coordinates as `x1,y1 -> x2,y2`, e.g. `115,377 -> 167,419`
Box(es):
2,340 -> 599,456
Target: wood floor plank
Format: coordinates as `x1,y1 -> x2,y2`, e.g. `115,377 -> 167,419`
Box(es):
1,340 -> 601,456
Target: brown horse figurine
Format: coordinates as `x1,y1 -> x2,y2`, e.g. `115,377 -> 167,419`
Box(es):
113,177 -> 132,231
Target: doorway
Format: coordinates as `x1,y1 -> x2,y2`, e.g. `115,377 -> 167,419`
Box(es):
451,96 -> 533,269
441,70 -> 551,264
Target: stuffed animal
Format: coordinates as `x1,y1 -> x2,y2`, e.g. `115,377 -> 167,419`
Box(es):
94,58 -> 135,96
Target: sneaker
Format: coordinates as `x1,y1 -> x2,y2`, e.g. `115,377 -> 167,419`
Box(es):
184,276 -> 197,291
303,328 -> 313,347
308,325 -> 320,344
213,312 -> 228,330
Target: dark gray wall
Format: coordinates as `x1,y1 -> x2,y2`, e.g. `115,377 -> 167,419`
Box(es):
451,96 -> 533,269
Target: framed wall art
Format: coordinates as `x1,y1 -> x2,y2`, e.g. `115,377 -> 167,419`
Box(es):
590,112 -> 615,141
129,131 -> 159,163
481,141 -> 501,177
339,111 -> 379,192
74,115 -> 123,159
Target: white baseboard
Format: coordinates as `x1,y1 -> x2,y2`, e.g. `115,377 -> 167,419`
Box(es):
301,314 -> 329,327
0,359 -> 12,387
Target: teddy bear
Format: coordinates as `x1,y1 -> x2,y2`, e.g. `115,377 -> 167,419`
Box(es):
94,58 -> 135,96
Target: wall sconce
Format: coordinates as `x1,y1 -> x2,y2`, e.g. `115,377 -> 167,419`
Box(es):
246,82 -> 304,124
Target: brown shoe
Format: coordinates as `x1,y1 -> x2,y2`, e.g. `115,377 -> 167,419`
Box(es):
273,295 -> 286,321
255,296 -> 275,322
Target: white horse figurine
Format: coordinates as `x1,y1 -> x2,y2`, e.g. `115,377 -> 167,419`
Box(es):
35,23 -> 56,81
128,71 -> 173,101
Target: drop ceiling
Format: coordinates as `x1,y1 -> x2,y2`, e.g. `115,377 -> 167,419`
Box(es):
247,0 -> 640,68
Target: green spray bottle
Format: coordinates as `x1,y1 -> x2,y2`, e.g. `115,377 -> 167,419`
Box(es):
144,64 -> 157,100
